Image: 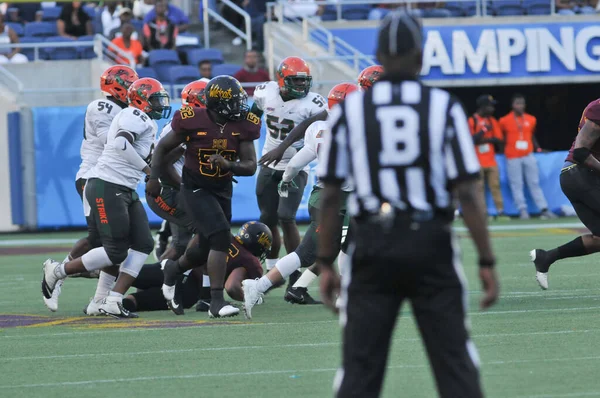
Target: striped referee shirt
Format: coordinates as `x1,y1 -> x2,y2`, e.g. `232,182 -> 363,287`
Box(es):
316,78 -> 481,217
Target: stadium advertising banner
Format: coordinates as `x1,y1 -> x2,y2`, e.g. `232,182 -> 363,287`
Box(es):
327,20 -> 600,85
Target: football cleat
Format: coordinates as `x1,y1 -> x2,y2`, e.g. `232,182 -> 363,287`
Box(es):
43,279 -> 63,312
161,259 -> 179,301
99,296 -> 139,319
242,279 -> 264,319
83,298 -> 104,316
540,210 -> 558,220
167,297 -> 185,316
196,299 -> 211,312
41,259 -> 62,299
530,249 -> 550,290
208,302 -> 240,318
284,287 -> 322,305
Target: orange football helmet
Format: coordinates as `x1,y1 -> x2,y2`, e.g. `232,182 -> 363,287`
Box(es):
327,83 -> 359,109
128,78 -> 171,120
357,65 -> 383,91
100,65 -> 138,106
181,78 -> 209,108
276,56 -> 312,99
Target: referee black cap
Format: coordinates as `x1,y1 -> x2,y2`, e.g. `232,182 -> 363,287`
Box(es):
476,94 -> 497,108
376,10 -> 423,57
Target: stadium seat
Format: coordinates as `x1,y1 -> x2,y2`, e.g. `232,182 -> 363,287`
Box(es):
187,48 -> 224,66
43,36 -> 79,60
320,5 -> 339,20
24,22 -> 58,38
6,22 -> 24,37
341,4 -> 371,20
77,35 -> 96,59
212,63 -> 242,77
18,37 -> 43,61
444,2 -> 466,16
83,5 -> 96,18
525,3 -> 551,14
167,65 -> 201,84
495,5 -> 524,15
41,6 -> 62,21
148,49 -> 181,66
136,67 -> 159,79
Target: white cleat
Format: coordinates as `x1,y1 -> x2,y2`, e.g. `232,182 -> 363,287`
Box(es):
208,304 -> 240,318
43,279 -> 63,312
241,279 -> 263,319
41,259 -> 61,299
83,298 -> 104,316
335,297 -> 342,309
99,296 -> 139,319
530,249 -> 549,290
162,284 -> 175,301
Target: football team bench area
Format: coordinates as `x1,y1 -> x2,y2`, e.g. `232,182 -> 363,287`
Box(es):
0,218 -> 598,398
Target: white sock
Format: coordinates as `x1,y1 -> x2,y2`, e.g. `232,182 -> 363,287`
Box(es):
55,263 -> 67,279
275,252 -> 301,279
93,271 -> 116,302
109,291 -> 124,301
293,269 -> 318,288
338,250 -> 351,280
257,276 -> 273,293
265,258 -> 278,270
202,275 -> 211,287
82,247 -> 112,271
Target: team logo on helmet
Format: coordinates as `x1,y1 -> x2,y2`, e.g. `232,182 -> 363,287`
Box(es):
209,84 -> 233,99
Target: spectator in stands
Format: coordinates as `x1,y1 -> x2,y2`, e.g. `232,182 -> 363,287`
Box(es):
102,2 -> 122,37
199,60 -> 212,79
368,4 -> 394,20
469,95 -> 505,217
6,2 -> 42,24
142,0 -> 178,51
109,8 -> 140,40
499,94 -> 556,219
134,0 -> 155,20
245,0 -> 270,51
112,22 -> 144,66
234,50 -> 269,96
144,0 -> 188,32
0,13 -> 28,63
57,2 -> 92,39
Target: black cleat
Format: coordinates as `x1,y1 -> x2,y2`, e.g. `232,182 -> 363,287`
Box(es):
284,287 -> 322,305
196,300 -> 211,312
530,249 -> 552,273
161,259 -> 180,287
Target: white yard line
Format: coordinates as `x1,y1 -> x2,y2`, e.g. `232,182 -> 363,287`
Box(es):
2,354 -> 600,389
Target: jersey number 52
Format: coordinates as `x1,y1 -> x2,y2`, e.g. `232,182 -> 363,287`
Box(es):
266,115 -> 295,140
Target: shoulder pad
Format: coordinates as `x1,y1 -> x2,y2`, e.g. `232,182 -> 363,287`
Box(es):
118,107 -> 150,134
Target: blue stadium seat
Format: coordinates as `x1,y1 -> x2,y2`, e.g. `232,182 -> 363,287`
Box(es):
341,4 -> 371,20
167,65 -> 201,84
18,37 -> 43,61
24,22 -> 58,38
495,5 -> 524,15
77,35 -> 96,59
6,22 -> 24,37
43,36 -> 79,60
444,2 -> 466,16
42,6 -> 62,21
148,49 -> 181,66
212,63 -> 242,77
525,3 -> 551,14
83,5 -> 96,18
321,5 -> 339,20
187,48 -> 224,66
136,67 -> 159,79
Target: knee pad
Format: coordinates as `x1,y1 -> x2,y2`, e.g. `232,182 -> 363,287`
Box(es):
119,250 -> 148,278
105,245 -> 128,266
208,229 -> 231,252
295,239 -> 317,268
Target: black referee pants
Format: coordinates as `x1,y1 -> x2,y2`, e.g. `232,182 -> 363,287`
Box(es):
335,217 -> 482,398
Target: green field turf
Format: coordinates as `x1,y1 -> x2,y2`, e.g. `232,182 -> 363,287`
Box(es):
1,218 -> 600,398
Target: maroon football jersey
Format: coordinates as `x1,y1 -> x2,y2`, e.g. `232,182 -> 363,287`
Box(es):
171,106 -> 261,197
226,238 -> 263,280
566,99 -> 600,163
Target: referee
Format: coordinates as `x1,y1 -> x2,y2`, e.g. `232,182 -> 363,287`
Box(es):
316,11 -> 499,398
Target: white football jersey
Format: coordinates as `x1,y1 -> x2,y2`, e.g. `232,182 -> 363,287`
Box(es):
76,99 -> 123,180
253,81 -> 326,171
92,107 -> 157,190
284,120 -> 353,191
155,122 -> 185,178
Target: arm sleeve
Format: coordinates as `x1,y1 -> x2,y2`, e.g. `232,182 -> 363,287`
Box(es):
444,99 -> 481,184
316,104 -> 349,182
282,146 -> 317,183
113,135 -> 149,171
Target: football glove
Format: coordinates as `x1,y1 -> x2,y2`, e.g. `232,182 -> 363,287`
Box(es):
278,180 -> 298,198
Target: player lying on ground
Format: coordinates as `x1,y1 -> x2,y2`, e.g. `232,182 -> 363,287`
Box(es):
42,78 -> 171,318
43,66 -> 139,312
241,83 -> 359,319
120,222 -> 271,314
531,98 -> 600,289
148,76 -> 261,318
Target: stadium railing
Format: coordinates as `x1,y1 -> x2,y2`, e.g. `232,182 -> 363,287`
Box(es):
0,34 -> 135,68
201,0 -> 253,50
